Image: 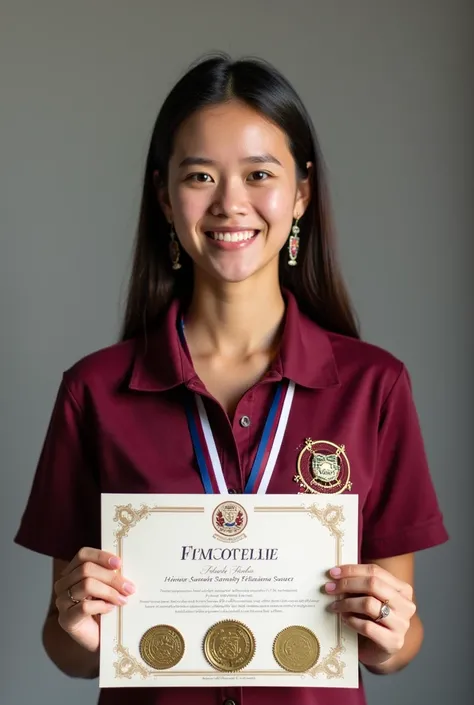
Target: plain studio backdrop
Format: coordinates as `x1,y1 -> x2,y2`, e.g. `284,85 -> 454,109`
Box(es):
1,1 -> 472,704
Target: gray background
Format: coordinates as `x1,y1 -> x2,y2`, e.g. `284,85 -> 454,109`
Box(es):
1,1 -> 472,704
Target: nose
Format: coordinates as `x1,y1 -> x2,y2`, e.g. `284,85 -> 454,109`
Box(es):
210,177 -> 248,217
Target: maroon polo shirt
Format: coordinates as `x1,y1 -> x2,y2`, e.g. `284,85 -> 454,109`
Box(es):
15,291 -> 448,705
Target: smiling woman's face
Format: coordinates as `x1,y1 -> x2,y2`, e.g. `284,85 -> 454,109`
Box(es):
159,100 -> 311,284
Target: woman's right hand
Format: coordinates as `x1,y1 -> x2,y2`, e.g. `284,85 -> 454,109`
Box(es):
53,547 -> 135,653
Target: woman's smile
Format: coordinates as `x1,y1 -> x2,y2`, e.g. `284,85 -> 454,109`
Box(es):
204,228 -> 260,249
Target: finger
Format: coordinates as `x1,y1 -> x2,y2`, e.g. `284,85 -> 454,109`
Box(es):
63,548 -> 121,576
329,564 -> 410,596
326,579 -> 416,619
58,598 -> 115,629
55,562 -> 135,599
330,596 -> 390,621
341,615 -> 405,654
325,575 -> 396,602
58,577 -> 129,610
329,596 -> 411,626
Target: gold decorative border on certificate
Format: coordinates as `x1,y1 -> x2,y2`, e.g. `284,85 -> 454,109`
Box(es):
111,502 -> 347,680
113,504 -> 205,541
113,643 -> 149,679
112,505 -> 204,680
254,504 -> 346,679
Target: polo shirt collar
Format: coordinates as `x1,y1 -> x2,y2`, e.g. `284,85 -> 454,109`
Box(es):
129,298 -> 193,392
275,290 -> 340,389
129,290 -> 340,392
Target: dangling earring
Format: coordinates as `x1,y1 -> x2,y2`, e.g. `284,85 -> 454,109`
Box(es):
169,224 -> 182,270
287,217 -> 300,266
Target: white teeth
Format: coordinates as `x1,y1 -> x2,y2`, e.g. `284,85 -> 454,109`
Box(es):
210,230 -> 256,243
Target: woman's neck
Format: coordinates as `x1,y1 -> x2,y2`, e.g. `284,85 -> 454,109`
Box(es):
184,275 -> 285,360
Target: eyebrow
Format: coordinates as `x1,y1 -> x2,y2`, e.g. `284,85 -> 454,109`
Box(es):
178,154 -> 283,168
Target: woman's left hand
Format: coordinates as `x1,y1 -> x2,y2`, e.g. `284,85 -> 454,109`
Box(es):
326,563 -> 417,668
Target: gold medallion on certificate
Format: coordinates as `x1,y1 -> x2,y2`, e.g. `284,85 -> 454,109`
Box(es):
139,625 -> 185,669
138,621 -> 320,674
203,620 -> 256,671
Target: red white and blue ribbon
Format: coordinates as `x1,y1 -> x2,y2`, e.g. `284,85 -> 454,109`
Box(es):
179,318 -> 295,494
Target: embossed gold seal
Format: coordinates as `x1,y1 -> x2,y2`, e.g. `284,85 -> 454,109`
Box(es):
139,624 -> 185,670
273,626 -> 320,672
203,620 -> 255,672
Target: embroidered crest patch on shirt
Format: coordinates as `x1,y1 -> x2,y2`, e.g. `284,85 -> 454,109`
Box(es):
294,439 -> 352,494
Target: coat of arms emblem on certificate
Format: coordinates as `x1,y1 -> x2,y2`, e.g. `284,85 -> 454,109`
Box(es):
212,501 -> 248,542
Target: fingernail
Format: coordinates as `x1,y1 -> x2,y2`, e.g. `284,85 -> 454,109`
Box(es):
330,567 -> 342,577
325,582 -> 337,592
118,596 -> 128,605
329,602 -> 338,611
122,582 -> 135,595
109,557 -> 120,569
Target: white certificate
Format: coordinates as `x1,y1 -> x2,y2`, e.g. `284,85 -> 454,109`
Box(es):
100,493 -> 359,688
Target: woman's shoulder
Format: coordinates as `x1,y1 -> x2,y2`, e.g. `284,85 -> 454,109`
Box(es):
61,336 -> 143,399
294,297 -> 407,395
329,328 -> 403,370
324,327 -> 407,397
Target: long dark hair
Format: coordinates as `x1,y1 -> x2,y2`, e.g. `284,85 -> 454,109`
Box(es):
120,53 -> 359,341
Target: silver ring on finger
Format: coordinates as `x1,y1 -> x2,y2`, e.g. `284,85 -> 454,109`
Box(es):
375,599 -> 391,622
67,586 -> 82,605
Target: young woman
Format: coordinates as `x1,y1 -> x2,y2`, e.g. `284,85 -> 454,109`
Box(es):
15,54 -> 448,705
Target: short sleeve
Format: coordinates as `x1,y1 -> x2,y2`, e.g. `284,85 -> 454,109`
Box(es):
14,376 -> 100,562
361,364 -> 449,559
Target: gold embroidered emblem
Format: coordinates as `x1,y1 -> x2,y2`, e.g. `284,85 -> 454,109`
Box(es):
294,439 -> 352,494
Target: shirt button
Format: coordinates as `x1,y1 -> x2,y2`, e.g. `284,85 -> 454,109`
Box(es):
223,700 -> 237,705
240,415 -> 251,428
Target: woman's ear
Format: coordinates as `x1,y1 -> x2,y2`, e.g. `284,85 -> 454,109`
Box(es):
294,161 -> 313,220
153,170 -> 172,223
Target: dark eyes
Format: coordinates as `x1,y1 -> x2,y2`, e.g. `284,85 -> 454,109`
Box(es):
185,171 -> 271,183
186,173 -> 213,183
248,171 -> 270,182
